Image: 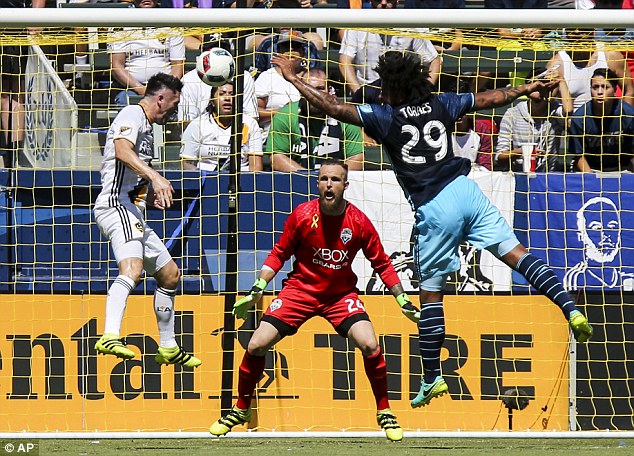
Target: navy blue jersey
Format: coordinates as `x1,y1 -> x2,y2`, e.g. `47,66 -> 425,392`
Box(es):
358,92 -> 475,208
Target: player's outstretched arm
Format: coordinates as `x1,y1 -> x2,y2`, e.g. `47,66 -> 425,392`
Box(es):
473,79 -> 558,110
271,54 -> 362,127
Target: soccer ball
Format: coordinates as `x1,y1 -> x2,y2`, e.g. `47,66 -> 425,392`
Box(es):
196,48 -> 236,87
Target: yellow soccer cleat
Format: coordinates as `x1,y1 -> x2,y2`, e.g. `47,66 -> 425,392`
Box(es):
569,310 -> 593,343
210,406 -> 252,436
377,408 -> 403,442
95,334 -> 135,360
411,375 -> 448,408
155,345 -> 202,368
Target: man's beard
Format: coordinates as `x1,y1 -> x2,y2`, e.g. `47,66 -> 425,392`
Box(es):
584,237 -> 619,264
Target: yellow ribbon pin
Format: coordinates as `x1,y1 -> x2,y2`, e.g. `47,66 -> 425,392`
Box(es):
311,214 -> 319,228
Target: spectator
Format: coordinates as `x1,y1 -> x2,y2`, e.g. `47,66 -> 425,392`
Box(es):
623,0 -> 634,78
254,31 -> 308,144
547,27 -> 634,114
178,37 -> 258,123
495,77 -> 563,172
452,114 -> 497,171
180,81 -> 263,171
160,0 -> 255,8
0,0 -> 46,169
254,28 -> 322,74
569,68 -> 634,172
267,67 -> 364,171
405,0 -> 464,6
485,0 -> 547,6
338,0 -> 441,96
108,0 -> 185,106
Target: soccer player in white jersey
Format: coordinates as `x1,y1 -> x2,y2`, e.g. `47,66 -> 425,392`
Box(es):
93,73 -> 201,368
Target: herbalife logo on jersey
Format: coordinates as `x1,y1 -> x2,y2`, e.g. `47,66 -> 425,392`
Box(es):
340,228 -> 352,244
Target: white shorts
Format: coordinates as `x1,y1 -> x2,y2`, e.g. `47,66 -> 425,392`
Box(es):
94,205 -> 172,276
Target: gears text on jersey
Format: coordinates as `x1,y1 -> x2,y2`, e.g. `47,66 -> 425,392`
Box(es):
312,247 -> 350,269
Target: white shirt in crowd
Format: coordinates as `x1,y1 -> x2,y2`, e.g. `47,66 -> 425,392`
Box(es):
180,112 -> 263,172
254,67 -> 301,141
452,130 -> 481,165
108,28 -> 185,85
178,68 -> 258,122
339,30 -> 439,86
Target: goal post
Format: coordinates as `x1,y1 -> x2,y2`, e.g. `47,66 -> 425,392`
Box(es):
0,9 -> 632,437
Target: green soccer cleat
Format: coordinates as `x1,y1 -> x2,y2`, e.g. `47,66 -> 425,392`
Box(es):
95,334 -> 135,360
155,345 -> 202,368
411,375 -> 448,408
376,408 -> 403,442
209,406 -> 252,436
569,310 -> 593,343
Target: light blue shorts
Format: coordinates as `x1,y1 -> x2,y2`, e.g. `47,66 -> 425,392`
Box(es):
413,175 -> 519,290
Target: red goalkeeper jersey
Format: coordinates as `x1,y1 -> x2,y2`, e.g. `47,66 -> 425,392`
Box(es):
264,199 -> 400,297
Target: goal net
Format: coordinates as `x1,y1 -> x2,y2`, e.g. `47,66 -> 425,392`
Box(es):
0,8 -> 632,436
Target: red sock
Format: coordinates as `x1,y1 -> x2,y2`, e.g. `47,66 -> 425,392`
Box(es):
236,351 -> 266,410
363,347 -> 390,411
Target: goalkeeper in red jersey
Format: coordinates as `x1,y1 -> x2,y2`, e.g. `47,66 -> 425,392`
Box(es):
209,158 -> 420,441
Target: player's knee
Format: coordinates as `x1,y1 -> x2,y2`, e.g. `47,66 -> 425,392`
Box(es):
247,341 -> 269,357
119,260 -> 143,284
355,338 -> 379,357
162,268 -> 181,289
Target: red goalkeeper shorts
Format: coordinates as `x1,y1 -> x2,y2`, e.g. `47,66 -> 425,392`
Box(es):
261,287 -> 370,338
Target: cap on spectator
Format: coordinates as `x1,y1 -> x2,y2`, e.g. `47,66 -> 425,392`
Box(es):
276,30 -> 307,55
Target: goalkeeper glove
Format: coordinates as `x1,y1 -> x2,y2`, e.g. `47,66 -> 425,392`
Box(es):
396,293 -> 420,323
233,278 -> 268,320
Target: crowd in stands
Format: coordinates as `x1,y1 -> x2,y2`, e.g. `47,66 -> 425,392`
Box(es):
0,0 -> 633,173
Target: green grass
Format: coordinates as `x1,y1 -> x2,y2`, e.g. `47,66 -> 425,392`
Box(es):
36,438 -> 634,455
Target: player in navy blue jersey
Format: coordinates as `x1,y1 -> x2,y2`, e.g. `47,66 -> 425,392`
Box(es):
271,50 -> 593,409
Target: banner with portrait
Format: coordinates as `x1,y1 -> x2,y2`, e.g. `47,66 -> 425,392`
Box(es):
513,173 -> 634,291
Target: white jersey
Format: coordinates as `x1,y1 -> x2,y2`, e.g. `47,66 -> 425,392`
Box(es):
452,130 -> 481,164
180,112 -> 263,172
254,67 -> 301,140
339,30 -> 438,85
108,28 -> 185,85
558,50 -> 608,111
178,69 -> 258,121
94,105 -> 154,213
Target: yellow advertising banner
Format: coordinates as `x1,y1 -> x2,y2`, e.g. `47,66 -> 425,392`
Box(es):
0,294 -> 569,433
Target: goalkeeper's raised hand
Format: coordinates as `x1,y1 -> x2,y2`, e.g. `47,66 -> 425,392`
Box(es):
233,278 -> 268,320
396,293 -> 420,323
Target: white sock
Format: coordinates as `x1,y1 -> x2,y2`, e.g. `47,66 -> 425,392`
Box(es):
103,275 -> 135,336
154,287 -> 177,348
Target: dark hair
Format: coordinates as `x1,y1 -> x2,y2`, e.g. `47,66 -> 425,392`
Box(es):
202,34 -> 234,54
592,67 -> 620,90
319,158 -> 348,180
375,51 -> 434,104
205,80 -> 234,115
145,72 -> 183,97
